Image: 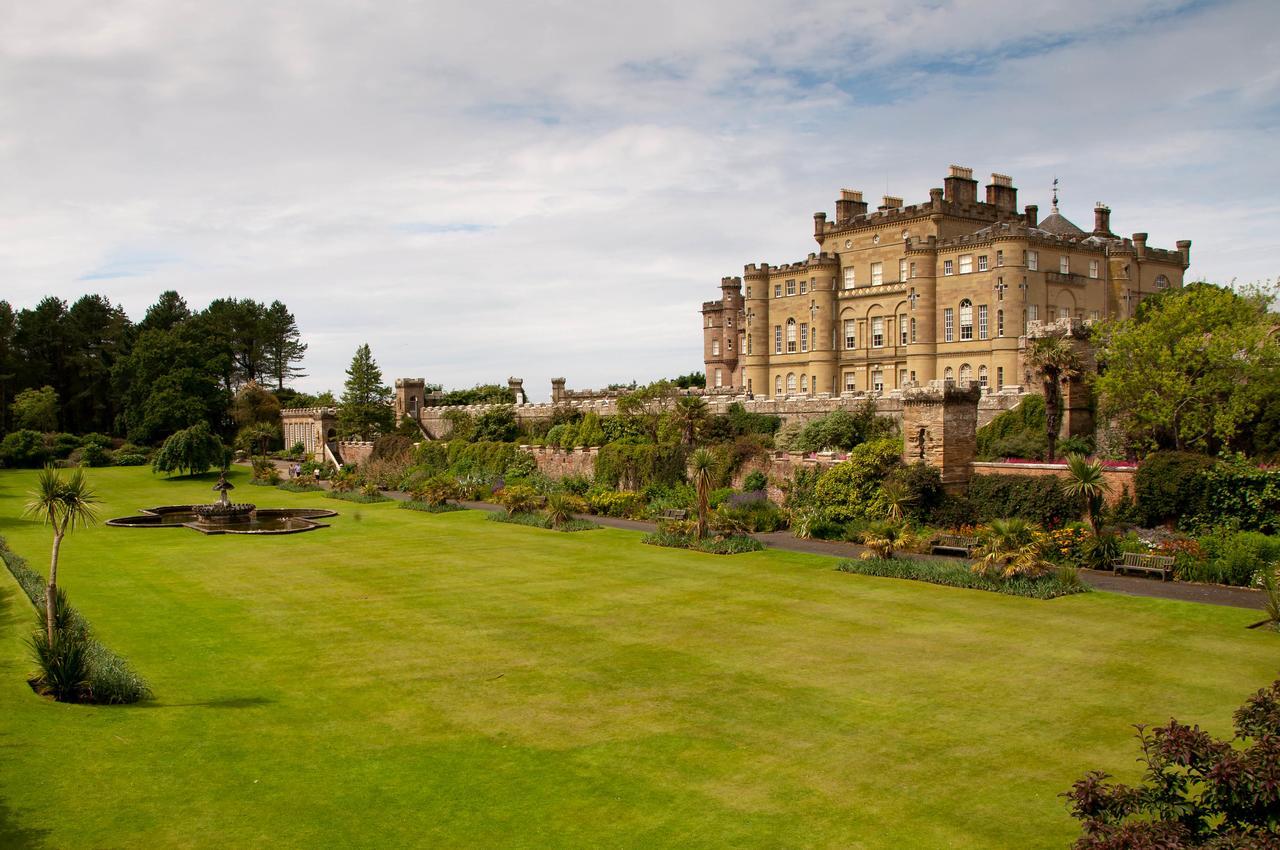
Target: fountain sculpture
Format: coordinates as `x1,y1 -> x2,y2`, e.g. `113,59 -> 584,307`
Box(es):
107,470 -> 336,535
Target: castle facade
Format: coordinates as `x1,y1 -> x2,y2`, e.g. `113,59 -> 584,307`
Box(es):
702,166 -> 1190,397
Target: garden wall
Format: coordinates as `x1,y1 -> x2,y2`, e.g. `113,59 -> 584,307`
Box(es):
336,441 -> 375,466
970,461 -> 1137,504
519,446 -> 599,479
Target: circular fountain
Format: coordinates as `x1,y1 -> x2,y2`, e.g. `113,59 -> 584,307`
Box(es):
108,471 -> 336,535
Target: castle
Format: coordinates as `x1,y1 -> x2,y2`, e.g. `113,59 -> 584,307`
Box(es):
702,165 -> 1191,396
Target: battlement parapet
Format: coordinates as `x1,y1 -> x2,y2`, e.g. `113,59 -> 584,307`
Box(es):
281,407 -> 338,417
902,379 -> 982,405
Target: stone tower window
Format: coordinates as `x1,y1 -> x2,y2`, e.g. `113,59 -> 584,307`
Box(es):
785,279 -> 796,296
843,267 -> 856,289
871,317 -> 884,348
1027,251 -> 1038,271
996,249 -> 1004,267
871,262 -> 883,286
978,255 -> 988,272
800,323 -> 809,352
959,254 -> 973,274
1155,274 -> 1170,290
997,309 -> 1004,337
899,258 -> 908,282
712,340 -> 720,356
899,313 -> 908,345
1059,255 -> 1070,274
1089,260 -> 1099,279
774,325 -> 782,353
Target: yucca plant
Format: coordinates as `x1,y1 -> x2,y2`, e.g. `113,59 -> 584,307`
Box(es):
1062,453 -> 1111,535
974,517 -> 1049,579
879,480 -> 916,522
864,520 -> 904,559
544,492 -> 577,529
689,448 -> 715,541
24,466 -> 98,646
28,628 -> 90,702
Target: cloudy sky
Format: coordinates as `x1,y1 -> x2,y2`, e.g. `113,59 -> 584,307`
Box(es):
2,0 -> 1277,399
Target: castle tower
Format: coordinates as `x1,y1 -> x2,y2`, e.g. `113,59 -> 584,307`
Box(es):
394,378 -> 425,422
741,263 -> 771,396
902,379 -> 980,491
905,231 -> 940,384
804,253 -> 839,395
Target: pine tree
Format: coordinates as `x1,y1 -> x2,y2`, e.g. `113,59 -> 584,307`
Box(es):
262,300 -> 308,390
337,344 -> 393,440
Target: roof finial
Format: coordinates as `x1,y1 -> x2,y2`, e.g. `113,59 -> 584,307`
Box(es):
1051,176 -> 1060,214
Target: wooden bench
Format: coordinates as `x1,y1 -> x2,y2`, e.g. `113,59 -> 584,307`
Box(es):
659,509 -> 688,521
931,535 -> 978,557
1112,551 -> 1175,581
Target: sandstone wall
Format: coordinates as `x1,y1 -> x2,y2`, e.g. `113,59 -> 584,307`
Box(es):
970,461 -> 1137,505
336,441 -> 375,466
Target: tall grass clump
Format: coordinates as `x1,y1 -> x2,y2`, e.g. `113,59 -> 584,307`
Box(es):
836,556 -> 1090,599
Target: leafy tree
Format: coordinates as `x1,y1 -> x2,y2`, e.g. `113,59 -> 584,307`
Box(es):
473,405 -> 518,442
113,325 -> 228,444
1064,677 -> 1280,848
1025,335 -> 1083,461
139,290 -> 191,332
439,384 -> 514,405
1095,282 -> 1280,454
812,438 -> 903,523
236,421 -> 279,457
337,344 -> 393,440
11,386 -> 58,431
617,381 -> 677,443
1062,453 -> 1111,535
151,421 -> 227,477
670,371 -> 706,389
0,430 -> 49,468
231,382 -> 282,426
261,300 -> 307,390
23,466 -> 98,646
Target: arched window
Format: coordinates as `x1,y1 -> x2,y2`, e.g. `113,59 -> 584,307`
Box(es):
978,365 -> 988,387
800,374 -> 809,393
943,367 -> 954,381
786,373 -> 797,394
959,299 -> 974,340
775,376 -> 783,397
786,318 -> 797,353
1155,274 -> 1170,290
959,363 -> 972,384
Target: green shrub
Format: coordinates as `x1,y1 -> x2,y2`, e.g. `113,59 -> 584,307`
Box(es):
79,442 -> 110,467
486,511 -> 598,533
1135,451 -> 1217,527
559,474 -> 591,496
28,628 -> 90,702
112,452 -> 148,467
1195,529 -> 1280,586
886,462 -> 943,523
399,500 -> 465,514
325,489 -> 390,504
0,430 -> 49,468
80,432 -> 113,449
152,422 -> 227,477
1192,455 -> 1280,534
742,470 -> 768,492
835,557 -> 1089,599
585,489 -> 646,518
788,403 -> 897,454
716,500 -> 787,533
1057,434 -> 1095,457
967,474 -> 1084,528
813,438 -> 902,523
641,530 -> 764,554
595,440 -> 686,490
976,396 -> 1047,461
50,433 -> 83,459
495,484 -> 543,515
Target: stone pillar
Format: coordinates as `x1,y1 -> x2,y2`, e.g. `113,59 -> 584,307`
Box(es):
508,377 -> 527,405
902,379 -> 980,491
550,378 -> 567,404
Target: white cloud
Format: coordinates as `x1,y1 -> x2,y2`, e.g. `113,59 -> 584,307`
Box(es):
1,0 -> 1277,399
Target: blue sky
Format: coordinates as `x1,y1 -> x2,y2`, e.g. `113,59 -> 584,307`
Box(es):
1,0 -> 1276,399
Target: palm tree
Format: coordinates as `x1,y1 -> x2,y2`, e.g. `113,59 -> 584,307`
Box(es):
880,480 -> 916,522
670,396 -> 709,447
1062,453 -> 1111,534
1025,335 -> 1082,461
24,466 -> 99,645
544,492 -> 576,530
239,421 -> 279,458
689,448 -> 716,540
973,517 -> 1048,578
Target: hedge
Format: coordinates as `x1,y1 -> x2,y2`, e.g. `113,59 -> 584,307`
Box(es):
967,473 -> 1084,528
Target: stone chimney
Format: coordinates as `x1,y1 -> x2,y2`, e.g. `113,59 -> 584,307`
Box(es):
879,195 -> 903,210
1132,232 -> 1148,259
1176,239 -> 1192,268
835,189 -> 867,222
813,211 -> 827,241
1024,204 -> 1039,228
550,377 -> 567,404
985,173 -> 1018,212
943,165 -> 978,205
1093,203 -> 1113,236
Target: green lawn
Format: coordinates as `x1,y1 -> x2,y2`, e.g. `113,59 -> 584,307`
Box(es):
0,467 -> 1274,849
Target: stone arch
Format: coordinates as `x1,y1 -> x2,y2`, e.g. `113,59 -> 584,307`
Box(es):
786,372 -> 797,394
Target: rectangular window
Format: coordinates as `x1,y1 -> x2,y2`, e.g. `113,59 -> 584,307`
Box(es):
1089,259 -> 1099,279
774,325 -> 782,353
997,309 -> 1004,337
1022,308 -> 1028,334
978,304 -> 988,339
1059,255 -> 1069,274
979,367 -> 988,388
727,337 -> 733,351
899,368 -> 908,388
996,250 -> 1004,267
786,322 -> 797,353
785,279 -> 796,296
996,366 -> 1004,390
1091,309 -> 1100,321
1029,304 -> 1039,322
745,286 -> 751,297
842,268 -> 855,289
1027,251 -> 1038,271
774,284 -> 782,298
959,254 -> 973,274
944,308 -> 954,342
910,262 -> 917,278
714,369 -> 722,388
747,333 -> 752,354
872,370 -> 884,392
978,255 -> 988,272
899,258 -> 908,282
871,262 -> 883,286
712,340 -> 720,356
944,259 -> 954,276
843,372 -> 856,393
800,279 -> 808,295
899,313 -> 908,346
800,323 -> 809,352
872,317 -> 884,348
844,319 -> 856,350
910,317 -> 917,343
910,370 -> 917,383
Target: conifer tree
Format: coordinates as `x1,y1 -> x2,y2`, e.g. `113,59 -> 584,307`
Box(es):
337,344 -> 393,440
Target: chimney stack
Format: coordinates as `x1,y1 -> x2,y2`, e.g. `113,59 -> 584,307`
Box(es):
943,165 -> 978,205
835,189 -> 867,221
985,173 -> 1018,212
1093,203 -> 1113,236
813,211 -> 827,241
1025,204 -> 1038,228
880,195 -> 903,210
1132,232 -> 1148,258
